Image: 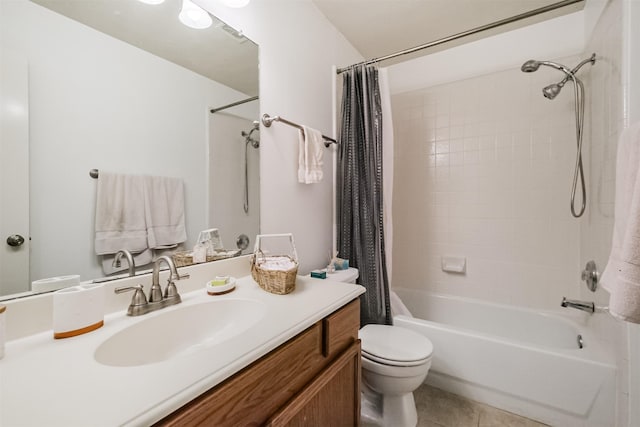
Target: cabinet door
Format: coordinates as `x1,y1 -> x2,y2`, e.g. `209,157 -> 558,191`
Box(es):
267,341 -> 361,427
155,323 -> 326,427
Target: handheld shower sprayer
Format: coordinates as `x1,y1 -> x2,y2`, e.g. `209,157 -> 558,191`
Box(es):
241,121 -> 260,214
520,53 -> 596,218
241,120 -> 260,148
522,54 -> 596,100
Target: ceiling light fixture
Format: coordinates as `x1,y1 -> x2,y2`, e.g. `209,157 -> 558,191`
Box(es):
220,0 -> 250,8
179,0 -> 213,29
137,0 -> 165,4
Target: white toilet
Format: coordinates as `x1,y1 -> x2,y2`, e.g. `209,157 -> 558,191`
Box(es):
328,268 -> 434,427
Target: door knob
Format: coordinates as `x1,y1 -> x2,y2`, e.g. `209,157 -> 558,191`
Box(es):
6,234 -> 25,247
236,234 -> 250,250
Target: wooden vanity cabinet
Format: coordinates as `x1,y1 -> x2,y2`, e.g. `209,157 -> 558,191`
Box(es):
155,298 -> 361,427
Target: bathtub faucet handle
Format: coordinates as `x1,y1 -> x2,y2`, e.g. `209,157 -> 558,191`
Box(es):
561,297 -> 595,314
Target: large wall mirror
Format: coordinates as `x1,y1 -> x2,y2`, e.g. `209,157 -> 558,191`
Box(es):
0,0 -> 260,300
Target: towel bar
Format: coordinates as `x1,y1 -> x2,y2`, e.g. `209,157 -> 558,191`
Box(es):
261,113 -> 337,147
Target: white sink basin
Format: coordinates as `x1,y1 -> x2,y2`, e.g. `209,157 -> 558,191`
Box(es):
94,298 -> 266,367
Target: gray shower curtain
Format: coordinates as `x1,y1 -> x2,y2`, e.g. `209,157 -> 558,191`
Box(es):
337,65 -> 391,326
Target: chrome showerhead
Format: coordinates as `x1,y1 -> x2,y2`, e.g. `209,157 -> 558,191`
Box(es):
241,122 -> 260,148
542,81 -> 565,100
521,60 -> 541,73
521,59 -> 573,75
521,54 -> 596,102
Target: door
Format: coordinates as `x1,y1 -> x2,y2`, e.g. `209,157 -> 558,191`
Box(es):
0,46 -> 30,295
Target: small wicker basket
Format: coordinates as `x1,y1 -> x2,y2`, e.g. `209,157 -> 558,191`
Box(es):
173,249 -> 241,267
250,234 -> 298,295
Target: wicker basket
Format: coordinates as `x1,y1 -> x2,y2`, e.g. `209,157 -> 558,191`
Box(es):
173,249 -> 241,267
250,234 -> 298,295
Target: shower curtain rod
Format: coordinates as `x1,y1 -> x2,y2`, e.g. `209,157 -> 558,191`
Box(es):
210,95 -> 259,113
336,0 -> 584,74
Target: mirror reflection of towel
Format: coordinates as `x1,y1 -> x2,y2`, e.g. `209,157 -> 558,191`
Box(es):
144,175 -> 187,249
94,173 -> 148,255
94,173 -> 186,275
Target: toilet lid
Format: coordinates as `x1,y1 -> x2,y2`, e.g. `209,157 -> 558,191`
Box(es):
359,325 -> 433,364
326,267 -> 359,283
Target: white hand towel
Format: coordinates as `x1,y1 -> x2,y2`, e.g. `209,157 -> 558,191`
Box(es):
601,122 -> 640,323
298,125 -> 324,184
143,176 -> 187,249
94,173 -> 148,255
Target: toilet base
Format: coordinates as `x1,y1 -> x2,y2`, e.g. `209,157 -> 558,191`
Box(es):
383,392 -> 417,427
361,383 -> 418,427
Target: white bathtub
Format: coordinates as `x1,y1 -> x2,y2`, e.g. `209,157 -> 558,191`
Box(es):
393,288 -> 616,427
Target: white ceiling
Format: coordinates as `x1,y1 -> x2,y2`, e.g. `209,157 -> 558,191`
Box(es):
31,0 -> 259,96
312,0 -> 585,67
29,0 -> 584,94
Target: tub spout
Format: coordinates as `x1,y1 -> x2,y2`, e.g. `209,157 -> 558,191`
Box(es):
561,297 -> 595,314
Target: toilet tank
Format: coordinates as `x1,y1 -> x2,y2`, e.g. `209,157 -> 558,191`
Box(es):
327,267 -> 359,283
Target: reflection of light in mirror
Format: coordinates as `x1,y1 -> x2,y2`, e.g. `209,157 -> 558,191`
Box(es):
179,0 -> 213,29
221,0 -> 251,7
4,102 -> 26,117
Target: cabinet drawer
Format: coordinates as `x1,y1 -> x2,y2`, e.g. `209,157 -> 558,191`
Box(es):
322,298 -> 359,358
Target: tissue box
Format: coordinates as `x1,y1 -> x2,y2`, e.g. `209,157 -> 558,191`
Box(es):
53,284 -> 105,339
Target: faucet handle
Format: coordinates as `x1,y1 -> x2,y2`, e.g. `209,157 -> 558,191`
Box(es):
115,284 -> 148,306
164,281 -> 181,301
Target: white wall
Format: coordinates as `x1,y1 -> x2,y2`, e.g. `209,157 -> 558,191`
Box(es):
579,1 -> 629,424
390,54 -> 582,309
197,0 -> 363,273
1,0 -> 251,282
621,1 -> 640,425
386,13 -> 586,309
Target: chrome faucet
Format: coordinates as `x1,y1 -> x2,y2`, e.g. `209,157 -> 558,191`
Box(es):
115,255 -> 189,316
561,297 -> 595,314
151,256 -> 184,305
113,249 -> 135,276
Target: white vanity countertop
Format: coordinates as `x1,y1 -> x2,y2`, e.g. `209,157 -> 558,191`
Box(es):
0,275 -> 364,427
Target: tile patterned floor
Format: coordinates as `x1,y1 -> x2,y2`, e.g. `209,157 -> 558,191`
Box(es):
414,384 -> 550,427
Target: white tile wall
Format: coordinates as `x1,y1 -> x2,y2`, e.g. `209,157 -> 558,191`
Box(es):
392,56 -> 583,310
392,0 -> 632,425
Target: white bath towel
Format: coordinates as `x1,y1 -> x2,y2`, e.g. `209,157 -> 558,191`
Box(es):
601,122 -> 640,323
298,125 -> 324,184
94,172 -> 148,255
143,176 -> 187,249
390,290 -> 413,318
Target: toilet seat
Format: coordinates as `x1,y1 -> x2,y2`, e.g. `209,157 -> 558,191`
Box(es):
359,324 -> 433,367
362,350 -> 430,367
